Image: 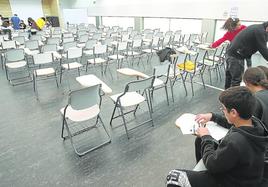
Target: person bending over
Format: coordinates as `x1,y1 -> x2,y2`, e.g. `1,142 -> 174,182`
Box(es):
166,86 -> 268,187
224,21 -> 268,89
210,17 -> 252,68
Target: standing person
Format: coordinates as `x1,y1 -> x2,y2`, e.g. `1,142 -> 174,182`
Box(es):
36,17 -> 46,30
211,18 -> 246,48
166,86 -> 268,187
1,20 -> 12,40
19,20 -> 26,30
224,21 -> 268,89
211,18 -> 252,68
10,14 -> 20,30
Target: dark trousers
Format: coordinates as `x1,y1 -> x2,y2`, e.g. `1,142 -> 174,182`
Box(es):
225,55 -> 245,89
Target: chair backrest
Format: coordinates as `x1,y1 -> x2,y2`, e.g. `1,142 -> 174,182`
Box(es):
153,63 -> 171,77
127,27 -> 133,33
67,47 -> 82,59
18,32 -> 29,39
63,41 -> 77,52
144,29 -> 153,34
51,34 -> 62,38
5,48 -> 25,62
125,76 -> 155,93
62,37 -> 75,43
163,35 -> 171,44
144,33 -> 153,40
121,34 -> 129,41
92,33 -> 102,40
165,31 -> 173,36
47,37 -> 60,45
117,41 -> 128,51
78,30 -> 87,37
36,31 -> 45,36
30,35 -> 42,41
152,37 -> 160,47
85,39 -> 97,49
155,32 -> 163,38
79,34 -> 89,43
102,38 -> 113,46
2,40 -> 16,50
42,44 -> 57,53
63,33 -> 73,38
112,26 -> 119,32
68,84 -> 101,110
94,44 -> 107,55
25,40 -> 39,50
33,53 -> 54,65
13,36 -> 25,45
133,39 -> 142,48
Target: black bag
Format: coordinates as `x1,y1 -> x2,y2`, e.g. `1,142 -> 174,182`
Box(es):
156,47 -> 176,62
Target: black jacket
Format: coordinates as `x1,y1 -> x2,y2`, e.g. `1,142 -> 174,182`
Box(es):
227,22 -> 268,60
255,90 -> 268,130
201,116 -> 268,187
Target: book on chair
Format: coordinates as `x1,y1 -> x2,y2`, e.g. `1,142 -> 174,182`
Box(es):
175,113 -> 228,141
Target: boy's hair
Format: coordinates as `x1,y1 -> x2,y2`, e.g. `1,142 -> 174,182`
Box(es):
243,67 -> 268,89
219,86 -> 256,120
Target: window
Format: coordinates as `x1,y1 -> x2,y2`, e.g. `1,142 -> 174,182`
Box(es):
88,17 -> 96,25
102,17 -> 134,29
144,18 -> 170,32
170,19 -> 202,34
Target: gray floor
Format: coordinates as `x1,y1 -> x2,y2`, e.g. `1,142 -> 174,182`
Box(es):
0,53 -> 266,187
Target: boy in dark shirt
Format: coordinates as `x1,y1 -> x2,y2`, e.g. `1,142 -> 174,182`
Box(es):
166,86 -> 268,187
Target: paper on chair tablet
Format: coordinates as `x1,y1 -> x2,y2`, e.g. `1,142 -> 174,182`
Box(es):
175,113 -> 228,140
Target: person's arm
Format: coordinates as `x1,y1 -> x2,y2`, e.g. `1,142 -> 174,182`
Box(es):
211,113 -> 232,128
255,29 -> 268,61
200,134 -> 239,173
211,32 -> 230,48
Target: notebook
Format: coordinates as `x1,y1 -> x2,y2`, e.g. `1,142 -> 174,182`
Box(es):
175,113 -> 228,140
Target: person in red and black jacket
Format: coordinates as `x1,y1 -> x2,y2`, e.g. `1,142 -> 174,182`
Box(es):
211,18 -> 252,68
225,21 -> 268,89
211,18 -> 246,48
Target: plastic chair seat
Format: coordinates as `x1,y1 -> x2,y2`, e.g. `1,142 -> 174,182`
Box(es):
108,54 -> 125,60
124,51 -> 140,56
83,50 -> 93,56
208,55 -> 220,61
62,62 -> 82,69
6,60 -> 27,68
203,59 -> 218,66
142,49 -> 156,53
77,43 -> 86,48
110,92 -> 145,107
35,68 -> 55,76
88,58 -> 106,64
24,49 -> 40,56
61,104 -> 100,122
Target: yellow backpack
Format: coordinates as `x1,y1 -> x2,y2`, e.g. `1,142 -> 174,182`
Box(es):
177,60 -> 195,71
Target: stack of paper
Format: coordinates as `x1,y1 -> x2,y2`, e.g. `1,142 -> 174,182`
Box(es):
175,113 -> 228,140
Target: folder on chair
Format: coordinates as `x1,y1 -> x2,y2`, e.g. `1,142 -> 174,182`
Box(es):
175,113 -> 228,140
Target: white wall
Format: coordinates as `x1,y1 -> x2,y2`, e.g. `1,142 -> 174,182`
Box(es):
9,0 -> 44,21
88,0 -> 268,21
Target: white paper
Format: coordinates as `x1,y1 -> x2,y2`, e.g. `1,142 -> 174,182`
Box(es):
175,113 -> 228,140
